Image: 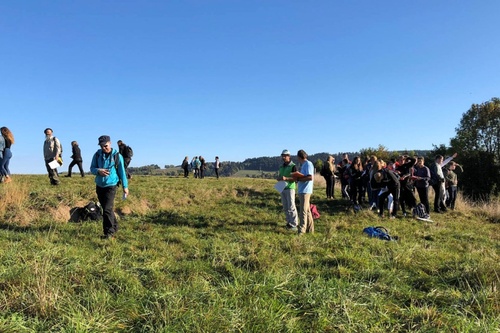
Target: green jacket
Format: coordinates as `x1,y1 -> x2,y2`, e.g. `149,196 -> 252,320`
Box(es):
279,161 -> 297,190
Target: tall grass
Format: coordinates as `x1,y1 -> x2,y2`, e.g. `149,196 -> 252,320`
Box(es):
0,175 -> 499,332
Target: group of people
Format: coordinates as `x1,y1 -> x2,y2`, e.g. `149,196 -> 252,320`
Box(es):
42,129 -> 131,240
0,127 -> 14,183
276,150 -> 461,235
321,152 -> 459,219
277,149 -> 315,235
182,156 -> 221,179
43,128 -> 133,185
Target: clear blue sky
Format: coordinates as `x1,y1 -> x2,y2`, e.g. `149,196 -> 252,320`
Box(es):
2,1 -> 499,174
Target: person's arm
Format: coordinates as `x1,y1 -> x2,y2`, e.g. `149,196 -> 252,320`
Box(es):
117,154 -> 129,195
441,153 -> 458,167
90,153 -> 99,175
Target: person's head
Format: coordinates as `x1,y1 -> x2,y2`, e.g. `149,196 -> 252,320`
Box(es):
297,149 -> 307,162
117,140 -> 124,146
373,160 -> 384,171
184,156 -> 188,160
370,155 -> 378,163
342,153 -> 349,160
44,128 -> 53,138
435,154 -> 444,164
71,141 -> 78,146
1,127 -> 14,144
416,156 -> 425,167
98,135 -> 112,154
327,155 -> 334,163
215,156 -> 219,160
448,161 -> 456,170
281,149 -> 291,163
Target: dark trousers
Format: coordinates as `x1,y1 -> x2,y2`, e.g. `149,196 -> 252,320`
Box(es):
446,186 -> 457,210
378,187 -> 400,217
183,168 -> 189,178
432,183 -> 446,212
324,175 -> 334,198
200,168 -> 205,179
349,181 -> 363,205
123,157 -> 132,179
45,159 -> 60,184
68,160 -> 84,177
416,186 -> 430,214
215,168 -> 220,179
400,183 -> 416,214
96,185 -> 118,236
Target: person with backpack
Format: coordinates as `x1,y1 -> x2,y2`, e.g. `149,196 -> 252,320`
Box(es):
91,135 -> 129,240
43,128 -> 62,185
117,140 -> 133,179
199,156 -> 206,179
321,155 -> 336,199
65,141 -> 85,177
277,149 -> 298,230
181,156 -> 190,178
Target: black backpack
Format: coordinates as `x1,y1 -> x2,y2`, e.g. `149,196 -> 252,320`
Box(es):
123,145 -> 133,158
82,201 -> 103,221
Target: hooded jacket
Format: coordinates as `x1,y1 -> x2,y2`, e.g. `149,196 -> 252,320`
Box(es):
90,148 -> 128,189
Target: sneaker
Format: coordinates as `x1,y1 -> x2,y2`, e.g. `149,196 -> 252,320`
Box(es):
389,215 -> 396,219
286,224 -> 297,230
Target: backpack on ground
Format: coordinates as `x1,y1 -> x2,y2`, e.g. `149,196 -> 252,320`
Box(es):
363,226 -> 398,241
82,201 -> 103,221
412,203 -> 432,221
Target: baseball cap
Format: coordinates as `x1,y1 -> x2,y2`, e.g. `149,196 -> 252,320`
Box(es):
281,149 -> 291,156
98,135 -> 111,145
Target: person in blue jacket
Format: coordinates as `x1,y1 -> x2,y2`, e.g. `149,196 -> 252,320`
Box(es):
90,135 -> 129,239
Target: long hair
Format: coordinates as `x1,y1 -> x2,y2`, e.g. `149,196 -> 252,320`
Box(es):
1,127 -> 14,144
352,156 -> 363,171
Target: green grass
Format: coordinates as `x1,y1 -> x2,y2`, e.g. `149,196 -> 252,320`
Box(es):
0,175 -> 499,332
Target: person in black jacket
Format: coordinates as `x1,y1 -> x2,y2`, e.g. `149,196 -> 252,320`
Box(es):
396,155 -> 417,216
117,140 -> 132,179
66,141 -> 85,177
372,168 -> 400,218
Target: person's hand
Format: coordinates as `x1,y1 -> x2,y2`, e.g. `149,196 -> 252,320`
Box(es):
452,153 -> 458,158
98,169 -> 110,176
123,188 -> 129,196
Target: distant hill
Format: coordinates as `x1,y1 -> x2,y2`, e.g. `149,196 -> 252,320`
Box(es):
129,150 -> 431,177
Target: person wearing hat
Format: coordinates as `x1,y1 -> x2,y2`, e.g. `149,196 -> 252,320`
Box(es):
277,149 -> 298,230
43,128 -> 62,185
90,135 -> 129,240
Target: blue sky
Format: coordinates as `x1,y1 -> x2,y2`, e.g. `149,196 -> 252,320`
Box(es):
2,1 -> 499,174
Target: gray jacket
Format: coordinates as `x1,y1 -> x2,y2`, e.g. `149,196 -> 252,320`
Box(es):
43,136 -> 61,160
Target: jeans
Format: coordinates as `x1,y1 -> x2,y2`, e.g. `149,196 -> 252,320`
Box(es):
0,148 -> 12,177
446,185 -> 457,210
281,188 -> 298,227
324,175 -> 334,198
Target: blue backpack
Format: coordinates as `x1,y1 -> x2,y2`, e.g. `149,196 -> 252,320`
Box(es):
363,226 -> 398,241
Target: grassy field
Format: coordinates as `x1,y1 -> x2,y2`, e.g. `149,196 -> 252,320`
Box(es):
0,175 -> 499,332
